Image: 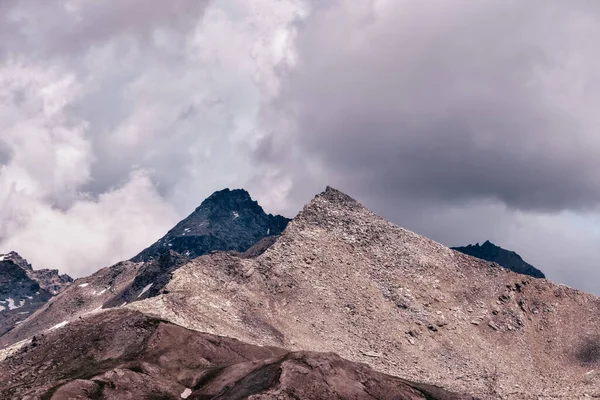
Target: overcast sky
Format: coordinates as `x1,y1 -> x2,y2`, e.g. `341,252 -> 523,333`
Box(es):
1,0 -> 600,294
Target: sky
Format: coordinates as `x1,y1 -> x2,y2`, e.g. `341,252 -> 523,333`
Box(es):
1,0 -> 600,293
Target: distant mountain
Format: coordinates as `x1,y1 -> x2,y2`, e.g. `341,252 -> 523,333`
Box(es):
452,240 -> 545,279
0,252 -> 72,336
131,188 -> 290,262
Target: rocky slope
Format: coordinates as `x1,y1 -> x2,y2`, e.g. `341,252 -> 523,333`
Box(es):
0,252 -> 72,336
2,187 -> 600,399
0,309 -> 474,400
124,188 -> 600,399
131,188 -> 289,262
1,252 -> 72,294
0,190 -> 287,347
452,241 -> 545,279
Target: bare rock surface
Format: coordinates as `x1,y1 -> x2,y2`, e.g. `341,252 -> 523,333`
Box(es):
0,252 -> 72,337
3,187 -> 600,399
0,308 -> 474,400
124,187 -> 600,399
452,241 -> 545,279
131,188 -> 290,262
0,260 -> 141,347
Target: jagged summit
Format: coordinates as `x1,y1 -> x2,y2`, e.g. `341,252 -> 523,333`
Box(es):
131,188 -> 290,262
452,240 -> 545,279
0,252 -> 32,271
0,252 -> 72,336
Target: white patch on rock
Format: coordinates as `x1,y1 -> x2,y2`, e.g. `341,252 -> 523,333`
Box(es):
79,283 -> 89,288
181,388 -> 192,399
47,321 -> 69,332
138,283 -> 153,298
6,298 -> 21,310
98,287 -> 109,295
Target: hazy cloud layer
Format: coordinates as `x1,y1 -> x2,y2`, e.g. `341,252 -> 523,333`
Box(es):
1,0 -> 600,294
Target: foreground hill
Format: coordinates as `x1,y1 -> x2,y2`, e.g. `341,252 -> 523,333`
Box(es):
2,187 -> 600,399
452,241 -> 545,279
0,309 -> 474,399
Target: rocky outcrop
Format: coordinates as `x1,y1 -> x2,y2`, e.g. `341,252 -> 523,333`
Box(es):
0,252 -> 72,294
0,309 -> 475,400
131,188 -> 290,262
0,252 -> 71,337
452,241 -> 545,279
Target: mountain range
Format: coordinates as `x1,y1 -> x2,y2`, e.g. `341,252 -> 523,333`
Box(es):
0,187 -> 598,399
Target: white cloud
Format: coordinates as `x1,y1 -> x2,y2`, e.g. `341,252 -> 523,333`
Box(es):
0,171 -> 179,277
0,0 -> 305,276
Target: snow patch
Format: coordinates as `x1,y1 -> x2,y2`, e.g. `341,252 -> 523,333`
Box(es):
98,287 -> 109,296
6,298 -> 21,310
138,283 -> 153,298
267,227 -> 270,235
0,255 -> 5,261
79,283 -> 89,288
184,228 -> 191,232
232,211 -> 239,219
47,321 -> 68,332
181,388 -> 192,399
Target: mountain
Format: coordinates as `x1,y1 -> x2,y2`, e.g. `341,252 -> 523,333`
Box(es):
0,252 -> 72,336
131,188 -> 290,262
0,309 -> 474,399
452,241 -> 546,279
2,187 -> 600,399
0,189 -> 289,346
0,251 -> 72,294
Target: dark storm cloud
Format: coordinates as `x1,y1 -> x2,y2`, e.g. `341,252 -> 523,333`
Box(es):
261,0 -> 600,212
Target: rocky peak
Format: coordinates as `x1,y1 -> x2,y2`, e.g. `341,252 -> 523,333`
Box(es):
0,252 -> 32,271
131,188 -> 290,262
452,240 -> 545,279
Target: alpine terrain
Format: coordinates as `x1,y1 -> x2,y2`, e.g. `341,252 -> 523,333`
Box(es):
1,187 -> 599,400
0,252 -> 72,337
452,241 -> 545,279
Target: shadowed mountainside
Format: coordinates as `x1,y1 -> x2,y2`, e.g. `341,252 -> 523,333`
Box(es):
452,241 -> 545,279
131,188 -> 289,262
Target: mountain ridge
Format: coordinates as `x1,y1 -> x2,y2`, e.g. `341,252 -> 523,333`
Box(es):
131,188 -> 290,262
1,187 -> 599,399
452,240 -> 545,279
0,252 -> 72,336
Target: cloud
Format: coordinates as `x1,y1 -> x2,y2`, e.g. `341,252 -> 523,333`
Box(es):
260,0 -> 600,212
0,0 -> 305,276
0,171 -> 179,277
251,0 -> 600,293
